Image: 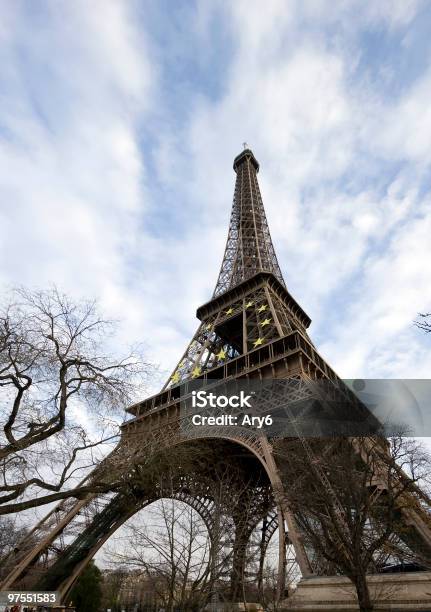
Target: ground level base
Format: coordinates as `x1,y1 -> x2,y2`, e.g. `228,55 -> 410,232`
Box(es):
283,571 -> 431,611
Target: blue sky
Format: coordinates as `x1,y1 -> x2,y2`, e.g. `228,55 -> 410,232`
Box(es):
1,0 -> 431,392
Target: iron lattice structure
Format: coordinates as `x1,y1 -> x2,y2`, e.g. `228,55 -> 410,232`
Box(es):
213,150 -> 285,296
1,148 -> 431,605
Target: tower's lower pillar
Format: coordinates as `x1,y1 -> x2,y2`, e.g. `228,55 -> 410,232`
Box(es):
229,520 -> 252,603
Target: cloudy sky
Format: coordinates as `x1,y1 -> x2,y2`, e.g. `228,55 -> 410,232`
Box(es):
1,0 -> 431,394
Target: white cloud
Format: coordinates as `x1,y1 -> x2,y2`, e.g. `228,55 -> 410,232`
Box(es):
0,1 -> 154,348
373,69 -> 431,164
319,204 -> 431,377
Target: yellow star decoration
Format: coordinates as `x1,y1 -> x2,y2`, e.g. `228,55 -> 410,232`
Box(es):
171,371 -> 181,383
257,304 -> 267,313
245,301 -> 254,308
191,366 -> 201,378
206,323 -> 213,330
225,307 -> 234,315
179,360 -> 186,368
260,318 -> 271,327
216,348 -> 226,360
253,337 -> 264,347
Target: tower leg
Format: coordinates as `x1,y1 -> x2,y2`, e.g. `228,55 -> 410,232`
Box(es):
37,494 -> 136,592
208,502 -> 222,612
257,516 -> 268,601
261,438 -> 313,577
229,519 -> 252,604
276,508 -> 287,602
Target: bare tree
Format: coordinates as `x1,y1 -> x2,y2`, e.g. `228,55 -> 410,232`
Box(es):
108,497 -> 213,611
415,313 -> 431,333
274,435 -> 431,612
259,565 -> 280,612
100,568 -> 129,612
0,286 -> 152,515
0,516 -> 29,559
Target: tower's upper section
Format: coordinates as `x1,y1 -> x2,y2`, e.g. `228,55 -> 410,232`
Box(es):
233,148 -> 260,172
213,148 -> 286,297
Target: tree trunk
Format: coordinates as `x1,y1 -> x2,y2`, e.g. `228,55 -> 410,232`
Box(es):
354,573 -> 373,612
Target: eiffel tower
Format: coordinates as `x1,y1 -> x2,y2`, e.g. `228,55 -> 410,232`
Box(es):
2,147 -> 431,608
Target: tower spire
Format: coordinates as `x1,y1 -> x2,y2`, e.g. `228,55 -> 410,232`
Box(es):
213,148 -> 285,297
